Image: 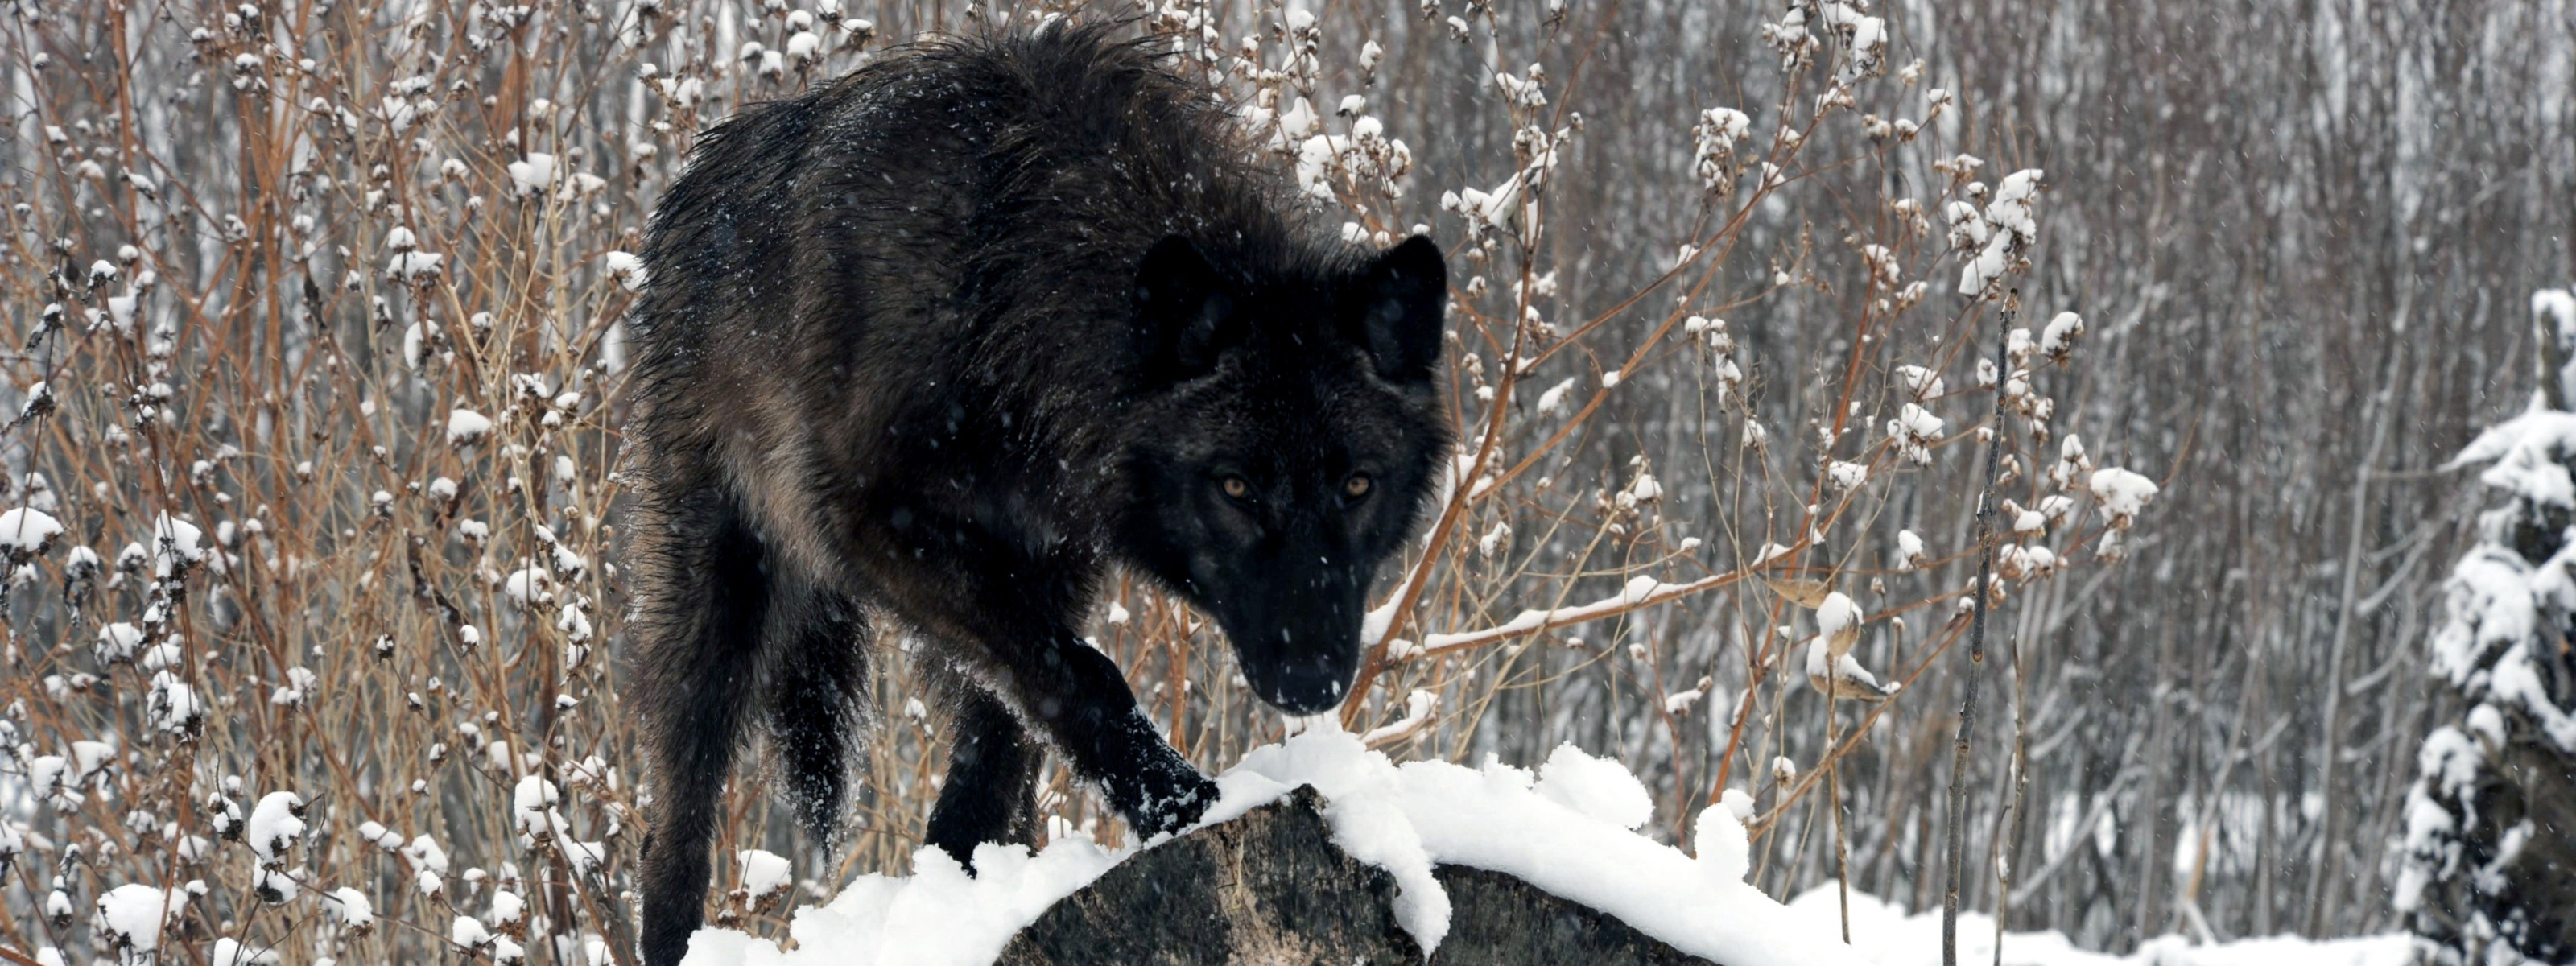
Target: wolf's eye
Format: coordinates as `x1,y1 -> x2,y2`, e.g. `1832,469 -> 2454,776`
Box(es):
1344,474 -> 1373,499
1220,476 -> 1252,500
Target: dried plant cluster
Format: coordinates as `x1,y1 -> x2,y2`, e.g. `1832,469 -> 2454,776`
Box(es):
0,1 -> 2176,964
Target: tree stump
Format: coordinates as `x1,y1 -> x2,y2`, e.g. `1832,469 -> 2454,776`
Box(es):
996,786 -> 1717,966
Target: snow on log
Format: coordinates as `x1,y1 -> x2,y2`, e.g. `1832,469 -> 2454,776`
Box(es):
998,786 -> 1711,965
682,729 -> 1861,966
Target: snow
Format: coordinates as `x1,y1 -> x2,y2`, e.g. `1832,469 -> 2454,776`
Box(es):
2538,290 -> 2576,402
2537,289 -> 2576,332
0,506 -> 63,553
513,775 -> 561,837
559,603 -> 595,642
505,567 -> 551,607
95,622 -> 145,663
326,887 -> 374,929
402,320 -> 436,369
1895,529 -> 1928,568
683,827 -> 1124,966
1955,169 -> 2045,297
1828,460 -> 1868,490
2401,299 -> 2576,938
490,890 -> 526,927
19,381 -> 54,421
386,250 -> 444,281
1621,470 -> 1662,505
2088,467 -> 2160,522
1532,743 -> 1653,831
453,914 -> 494,948
2449,397 -> 2551,469
1663,680 -> 1711,715
1807,638 -> 1890,698
683,729 -> 1861,966
1534,376 -> 1579,415
2418,390 -> 2576,751
405,833 -> 452,875
603,250 -> 649,291
2430,544 -> 2576,749
252,867 -> 299,902
71,739 -> 114,777
1781,889 -> 2410,965
357,820 -> 402,852
1848,16 -> 1887,65
246,791 -> 304,865
1412,573 -> 1702,654
147,671 -> 204,733
1691,108 -> 1751,192
1816,592 -> 1862,648
740,849 -> 795,900
448,408 -> 493,444
211,937 -> 279,966
1439,172 -> 1525,241
2448,398 -> 2576,506
27,755 -> 68,800
2040,311 -> 2084,356
2038,494 -> 2076,525
1358,688 -> 1439,747
150,512 -> 206,576
1275,97 -> 1319,141
93,885 -> 188,952
1887,403 -> 1943,464
269,666 -> 319,706
507,153 -> 558,197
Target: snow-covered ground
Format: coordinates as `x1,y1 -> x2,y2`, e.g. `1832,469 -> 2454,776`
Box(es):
1782,890 -> 2411,966
682,728 -> 2407,966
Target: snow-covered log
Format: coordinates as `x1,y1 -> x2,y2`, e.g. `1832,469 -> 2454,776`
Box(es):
997,786 -> 1713,965
682,729 -> 1848,966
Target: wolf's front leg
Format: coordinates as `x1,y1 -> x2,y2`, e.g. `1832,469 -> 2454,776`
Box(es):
1013,631 -> 1219,840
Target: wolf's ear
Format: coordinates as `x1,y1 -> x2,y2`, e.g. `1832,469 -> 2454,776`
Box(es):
1350,235 -> 1447,383
1133,236 -> 1239,386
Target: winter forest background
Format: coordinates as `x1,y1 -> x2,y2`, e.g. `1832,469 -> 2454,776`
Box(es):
2,0 -> 2573,964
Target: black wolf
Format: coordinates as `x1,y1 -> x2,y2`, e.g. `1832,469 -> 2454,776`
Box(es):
621,22 -> 1449,966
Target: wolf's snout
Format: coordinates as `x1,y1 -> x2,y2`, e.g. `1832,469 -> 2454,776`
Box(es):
1255,658 -> 1352,715
1231,617 -> 1358,715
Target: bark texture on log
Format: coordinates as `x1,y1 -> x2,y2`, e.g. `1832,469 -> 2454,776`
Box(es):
997,785 -> 1718,966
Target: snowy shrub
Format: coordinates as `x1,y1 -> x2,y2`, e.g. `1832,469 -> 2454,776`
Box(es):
2397,382 -> 2576,964
0,0 -> 2169,961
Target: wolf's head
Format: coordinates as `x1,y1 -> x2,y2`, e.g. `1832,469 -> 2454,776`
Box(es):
1116,234 -> 1450,715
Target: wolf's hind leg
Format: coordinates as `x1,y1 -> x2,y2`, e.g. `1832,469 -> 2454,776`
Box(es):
923,685 -> 1043,869
632,497 -> 771,966
764,580 -> 872,843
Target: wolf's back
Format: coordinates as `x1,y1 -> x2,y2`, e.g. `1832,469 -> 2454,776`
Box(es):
621,20 -> 1317,529
629,23 -> 1292,378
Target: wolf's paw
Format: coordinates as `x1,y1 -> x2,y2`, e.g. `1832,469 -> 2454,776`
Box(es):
1123,768 -> 1220,840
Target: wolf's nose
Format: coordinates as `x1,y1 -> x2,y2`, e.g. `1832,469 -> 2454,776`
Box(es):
1262,665 -> 1348,715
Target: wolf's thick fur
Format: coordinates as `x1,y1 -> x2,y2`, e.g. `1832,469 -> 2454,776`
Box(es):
622,23 -> 1448,965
